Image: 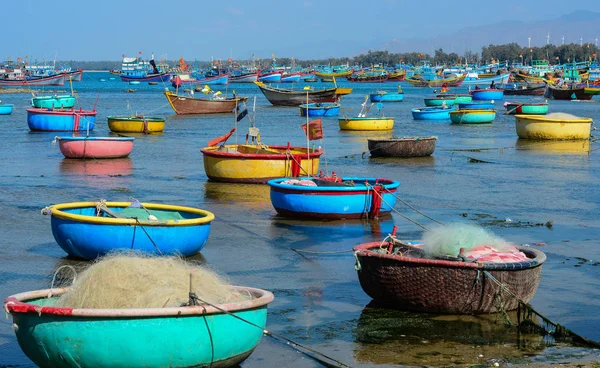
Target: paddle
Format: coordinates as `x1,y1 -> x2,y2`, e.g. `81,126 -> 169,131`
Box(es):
504,102 -> 524,115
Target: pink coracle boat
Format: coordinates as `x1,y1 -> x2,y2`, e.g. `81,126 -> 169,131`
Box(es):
55,136 -> 135,159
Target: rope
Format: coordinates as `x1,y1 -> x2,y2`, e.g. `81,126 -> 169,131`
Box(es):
133,218 -> 164,255
365,183 -> 430,230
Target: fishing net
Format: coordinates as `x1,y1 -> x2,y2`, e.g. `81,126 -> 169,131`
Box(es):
543,112 -> 585,120
54,253 -> 251,309
422,223 -> 510,258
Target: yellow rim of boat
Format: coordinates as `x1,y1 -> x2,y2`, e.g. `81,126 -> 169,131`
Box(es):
47,201 -> 214,226
514,114 -> 593,123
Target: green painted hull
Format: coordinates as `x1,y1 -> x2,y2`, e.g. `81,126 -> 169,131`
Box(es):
454,96 -> 472,104
32,95 -> 77,109
424,98 -> 455,107
13,297 -> 268,368
450,111 -> 496,124
506,104 -> 549,115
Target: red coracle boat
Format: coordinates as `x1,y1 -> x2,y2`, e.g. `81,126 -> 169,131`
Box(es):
353,235 -> 546,314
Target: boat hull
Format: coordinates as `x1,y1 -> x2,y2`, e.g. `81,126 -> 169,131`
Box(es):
255,82 -> 337,106
4,286 -> 273,368
268,177 -> 399,219
165,92 -> 248,114
338,117 -> 394,131
461,72 -> 511,86
57,137 -> 135,159
0,74 -> 65,86
201,145 -> 323,183
424,97 -> 455,107
505,103 -> 548,115
471,89 -> 504,101
368,137 -> 437,157
281,73 -> 301,83
299,103 -> 340,117
515,114 -> 592,140
353,242 -> 545,314
172,74 -> 229,86
32,95 -> 76,109
547,86 -> 593,100
230,73 -> 259,83
411,107 -> 452,120
47,202 -> 214,259
458,101 -> 495,110
257,72 -> 282,83
107,116 -> 165,133
27,108 -> 97,132
0,104 -> 14,115
369,92 -> 404,102
120,73 -> 171,83
450,109 -> 496,124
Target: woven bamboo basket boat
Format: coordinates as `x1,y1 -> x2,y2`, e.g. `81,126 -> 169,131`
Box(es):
353,240 -> 546,314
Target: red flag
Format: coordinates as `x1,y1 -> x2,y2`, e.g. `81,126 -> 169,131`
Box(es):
301,119 -> 323,140
208,128 -> 235,147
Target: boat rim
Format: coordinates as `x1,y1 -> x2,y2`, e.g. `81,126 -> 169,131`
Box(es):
267,177 -> 400,191
107,115 -> 165,122
200,145 -> 324,159
46,201 -> 214,226
367,136 -> 438,142
26,108 -> 97,115
514,114 -> 593,123
450,109 -> 496,114
339,117 -> 394,121
353,241 -> 546,270
4,286 -> 274,318
55,136 -> 135,141
164,91 -> 248,102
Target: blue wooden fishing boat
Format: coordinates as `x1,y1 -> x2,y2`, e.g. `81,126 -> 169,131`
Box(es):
411,106 -> 453,120
369,90 -> 404,102
31,94 -> 76,109
120,56 -> 171,83
424,96 -> 455,107
470,88 -> 504,101
172,73 -> 229,86
4,286 -> 274,368
450,109 -> 496,124
42,201 -> 215,259
281,72 -> 301,83
299,102 -> 340,117
27,108 -> 96,132
461,72 -> 511,86
267,177 -> 400,219
458,101 -> 495,110
0,103 -> 13,115
258,71 -> 282,83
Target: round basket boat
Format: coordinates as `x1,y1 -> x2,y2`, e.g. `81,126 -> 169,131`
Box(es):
42,201 -> 214,259
353,241 -> 546,314
367,136 -> 437,158
107,116 -> 165,133
4,287 -> 274,368
514,113 -> 593,140
55,136 -> 135,159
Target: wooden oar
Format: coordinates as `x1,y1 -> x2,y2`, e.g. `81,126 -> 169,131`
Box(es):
504,102 -> 524,115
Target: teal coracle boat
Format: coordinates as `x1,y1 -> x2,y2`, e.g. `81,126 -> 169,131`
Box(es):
450,108 -> 496,124
437,94 -> 472,104
504,102 -> 549,115
424,96 -> 455,107
0,103 -> 13,115
4,287 -> 274,368
369,90 -> 404,102
32,95 -> 77,109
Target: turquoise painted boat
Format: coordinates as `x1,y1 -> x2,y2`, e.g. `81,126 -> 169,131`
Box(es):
504,102 -> 549,115
0,103 -> 14,115
458,101 -> 495,110
453,94 -> 472,104
32,95 -> 77,109
424,96 -> 455,107
411,106 -> 453,120
299,102 -> 340,117
450,109 -> 496,124
369,91 -> 404,102
4,286 -> 274,368
470,88 -> 504,101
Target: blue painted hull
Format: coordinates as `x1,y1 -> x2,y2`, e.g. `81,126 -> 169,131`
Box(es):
50,206 -> 212,260
120,73 -> 171,83
369,93 -> 404,102
0,104 -> 13,115
458,101 -> 495,109
411,107 -> 452,120
471,90 -> 504,101
258,74 -> 282,83
299,103 -> 340,117
281,75 -> 301,83
27,109 -> 96,132
268,177 -> 399,219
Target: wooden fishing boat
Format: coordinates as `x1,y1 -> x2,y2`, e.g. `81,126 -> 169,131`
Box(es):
470,88 -> 504,101
458,101 -> 495,110
299,103 -> 340,117
0,73 -> 65,87
164,91 -> 248,114
450,109 -> 496,124
335,87 -> 353,96
513,72 -> 545,84
257,70 -> 282,83
121,72 -> 171,83
503,84 -> 546,96
583,86 -> 600,95
424,96 -> 455,107
27,108 -> 97,132
405,76 -> 429,87
229,72 -> 259,83
267,177 -> 399,219
387,70 -> 406,81
461,72 -> 511,86
514,113 -> 593,140
427,73 -> 466,87
353,239 -> 546,313
369,90 -> 404,102
32,94 -> 77,109
172,73 -> 229,86
504,102 -> 548,115
55,137 -> 135,159
367,136 -> 437,157
4,286 -> 273,368
0,103 -> 13,115
107,115 -> 165,133
41,201 -> 214,259
339,117 -> 394,131
315,70 -> 353,78
254,82 -> 337,106
201,144 -> 323,183
347,74 -> 388,82
63,69 -> 83,82
545,85 -> 592,100
304,77 -> 317,82
281,72 -> 302,83
411,106 -> 452,120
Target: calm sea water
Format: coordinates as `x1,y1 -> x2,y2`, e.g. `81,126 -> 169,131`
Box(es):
0,72 -> 599,367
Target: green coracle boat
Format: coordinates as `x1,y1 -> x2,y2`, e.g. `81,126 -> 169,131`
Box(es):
424,96 -> 455,107
450,108 -> 496,124
504,102 -> 549,115
31,95 -> 76,109
4,287 -> 274,368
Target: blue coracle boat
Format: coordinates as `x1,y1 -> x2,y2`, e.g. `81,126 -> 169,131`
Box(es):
42,201 -> 215,260
267,177 -> 399,219
369,91 -> 404,102
0,103 -> 14,115
458,101 -> 496,110
411,106 -> 453,120
299,102 -> 341,117
471,88 -> 504,101
27,108 -> 96,132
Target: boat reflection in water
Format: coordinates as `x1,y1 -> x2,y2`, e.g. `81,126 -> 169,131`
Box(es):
354,302 -> 546,366
515,139 -> 591,155
203,181 -> 271,209
59,157 -> 133,177
368,155 -> 436,167
270,217 -> 397,239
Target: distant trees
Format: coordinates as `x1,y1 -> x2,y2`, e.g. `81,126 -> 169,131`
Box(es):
481,43 -> 599,65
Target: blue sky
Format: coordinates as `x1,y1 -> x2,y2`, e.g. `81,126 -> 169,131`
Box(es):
6,0 -> 600,61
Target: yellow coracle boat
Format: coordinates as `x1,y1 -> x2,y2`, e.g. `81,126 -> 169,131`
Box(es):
201,144 -> 322,183
338,117 -> 394,131
107,116 -> 165,133
335,87 -> 353,96
514,113 -> 593,140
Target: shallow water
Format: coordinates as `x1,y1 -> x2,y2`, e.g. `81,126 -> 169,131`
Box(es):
1,73 -> 599,367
